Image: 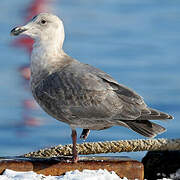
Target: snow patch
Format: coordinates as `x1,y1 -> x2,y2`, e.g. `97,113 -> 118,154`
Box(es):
2,168 -> 180,180
0,169 -> 126,180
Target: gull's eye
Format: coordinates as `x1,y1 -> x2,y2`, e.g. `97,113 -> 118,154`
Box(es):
40,19 -> 47,25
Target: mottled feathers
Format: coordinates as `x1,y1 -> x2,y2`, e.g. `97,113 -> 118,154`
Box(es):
33,58 -> 173,137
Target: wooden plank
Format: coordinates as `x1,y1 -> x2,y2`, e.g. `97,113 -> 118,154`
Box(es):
0,156 -> 144,179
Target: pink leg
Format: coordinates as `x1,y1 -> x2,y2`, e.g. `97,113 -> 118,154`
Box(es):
71,129 -> 78,162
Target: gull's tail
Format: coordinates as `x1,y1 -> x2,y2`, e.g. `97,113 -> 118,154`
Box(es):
124,120 -> 166,138
122,108 -> 173,138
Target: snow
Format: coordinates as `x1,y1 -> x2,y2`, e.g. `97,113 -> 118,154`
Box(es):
1,168 -> 180,180
0,169 -> 126,180
160,169 -> 180,180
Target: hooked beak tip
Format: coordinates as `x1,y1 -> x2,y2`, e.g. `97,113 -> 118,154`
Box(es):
10,26 -> 27,36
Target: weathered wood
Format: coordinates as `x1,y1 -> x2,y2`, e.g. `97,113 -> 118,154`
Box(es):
0,156 -> 144,180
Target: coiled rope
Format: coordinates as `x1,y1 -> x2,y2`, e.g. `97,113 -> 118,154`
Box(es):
24,138 -> 180,158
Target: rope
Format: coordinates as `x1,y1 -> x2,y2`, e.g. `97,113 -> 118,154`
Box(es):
24,138 -> 180,158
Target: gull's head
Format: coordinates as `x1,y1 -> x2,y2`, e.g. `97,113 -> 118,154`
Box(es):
11,13 -> 65,46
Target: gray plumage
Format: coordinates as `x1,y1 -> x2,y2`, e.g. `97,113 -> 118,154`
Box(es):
32,53 -> 172,138
11,13 -> 173,161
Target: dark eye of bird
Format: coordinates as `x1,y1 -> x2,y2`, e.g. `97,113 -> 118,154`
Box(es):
40,20 -> 47,24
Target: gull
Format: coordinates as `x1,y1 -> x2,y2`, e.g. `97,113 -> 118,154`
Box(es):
11,13 -> 173,162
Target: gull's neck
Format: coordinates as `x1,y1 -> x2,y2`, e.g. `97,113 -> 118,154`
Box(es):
32,38 -> 63,58
30,39 -> 64,85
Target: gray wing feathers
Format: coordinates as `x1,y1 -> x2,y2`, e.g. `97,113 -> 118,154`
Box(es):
64,63 -> 147,120
92,64 -> 173,121
85,64 -> 145,105
34,61 -> 173,125
136,108 -> 173,120
123,120 -> 166,137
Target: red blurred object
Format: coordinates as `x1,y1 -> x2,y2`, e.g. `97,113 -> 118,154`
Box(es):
12,0 -> 52,54
23,99 -> 39,110
19,65 -> 31,80
11,0 -> 54,132
26,0 -> 52,22
13,37 -> 34,54
23,115 -> 44,126
12,0 -> 53,80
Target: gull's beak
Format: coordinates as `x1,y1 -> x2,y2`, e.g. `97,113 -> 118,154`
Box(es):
10,26 -> 28,36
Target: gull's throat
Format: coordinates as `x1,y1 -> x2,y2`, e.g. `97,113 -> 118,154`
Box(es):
30,40 -> 64,82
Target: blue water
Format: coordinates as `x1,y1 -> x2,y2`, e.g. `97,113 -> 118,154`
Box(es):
0,0 -> 180,160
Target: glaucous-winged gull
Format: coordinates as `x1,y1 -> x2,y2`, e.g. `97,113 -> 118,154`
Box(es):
11,13 -> 173,162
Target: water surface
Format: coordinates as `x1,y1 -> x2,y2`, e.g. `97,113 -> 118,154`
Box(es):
0,0 -> 179,160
